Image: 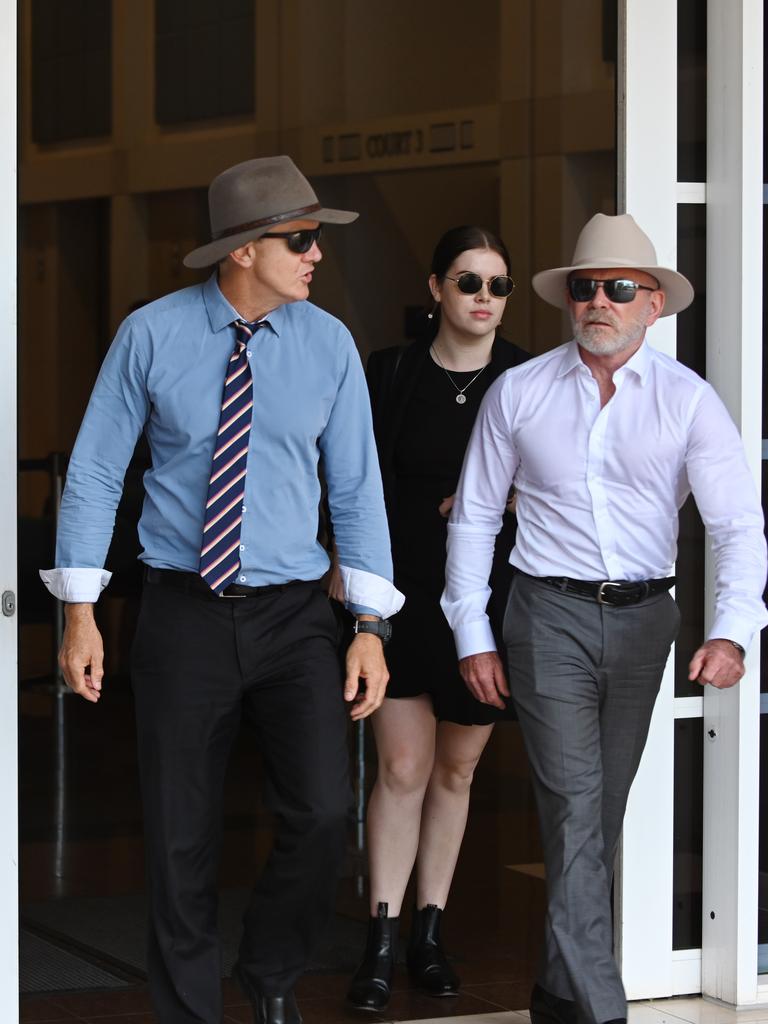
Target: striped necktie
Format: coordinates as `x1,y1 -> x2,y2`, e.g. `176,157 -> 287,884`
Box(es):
199,318 -> 264,594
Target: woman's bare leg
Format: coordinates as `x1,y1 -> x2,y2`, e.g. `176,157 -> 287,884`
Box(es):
366,695 -> 437,916
414,721 -> 494,909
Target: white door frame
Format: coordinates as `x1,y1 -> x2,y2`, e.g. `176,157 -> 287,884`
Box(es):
615,0 -> 682,1000
702,0 -> 764,1006
0,0 -> 19,1017
616,0 -> 765,1007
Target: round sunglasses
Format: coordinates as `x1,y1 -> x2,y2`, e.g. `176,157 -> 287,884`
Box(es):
444,272 -> 516,298
567,277 -> 657,304
261,226 -> 323,253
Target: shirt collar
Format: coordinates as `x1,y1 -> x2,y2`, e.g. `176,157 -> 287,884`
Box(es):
556,340 -> 586,378
622,340 -> 651,383
556,338 -> 651,383
202,272 -> 283,337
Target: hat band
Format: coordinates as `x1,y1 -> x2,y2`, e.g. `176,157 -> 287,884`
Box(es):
211,203 -> 322,242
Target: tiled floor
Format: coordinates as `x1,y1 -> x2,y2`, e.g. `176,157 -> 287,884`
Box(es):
19,990 -> 768,1024
364,1002 -> 768,1024
629,999 -> 768,1024
19,968 -> 531,1023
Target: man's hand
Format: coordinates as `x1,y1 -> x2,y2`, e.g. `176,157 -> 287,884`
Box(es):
688,638 -> 745,690
59,603 -> 105,703
459,651 -> 510,709
344,633 -> 389,720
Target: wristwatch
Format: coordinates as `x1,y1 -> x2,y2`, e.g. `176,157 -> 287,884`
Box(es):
353,618 -> 392,644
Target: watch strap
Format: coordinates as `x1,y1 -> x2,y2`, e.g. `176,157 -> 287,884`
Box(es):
354,618 -> 392,643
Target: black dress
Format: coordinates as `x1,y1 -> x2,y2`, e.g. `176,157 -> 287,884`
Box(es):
366,336 -> 530,725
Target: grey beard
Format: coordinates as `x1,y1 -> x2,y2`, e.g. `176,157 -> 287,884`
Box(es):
572,315 -> 646,356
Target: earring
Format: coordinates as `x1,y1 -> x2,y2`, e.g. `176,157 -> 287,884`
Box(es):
427,301 -> 439,320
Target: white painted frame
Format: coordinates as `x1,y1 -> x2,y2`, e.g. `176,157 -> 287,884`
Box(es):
0,0 -> 19,1017
702,0 -> 764,1007
615,0 -> 682,1001
616,0 -> 765,1008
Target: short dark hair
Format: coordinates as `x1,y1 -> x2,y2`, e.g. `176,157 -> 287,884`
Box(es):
430,225 -> 512,280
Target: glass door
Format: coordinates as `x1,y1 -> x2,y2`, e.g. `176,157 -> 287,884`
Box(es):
617,0 -> 765,1007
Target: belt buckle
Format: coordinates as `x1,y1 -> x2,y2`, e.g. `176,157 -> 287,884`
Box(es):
596,581 -> 621,605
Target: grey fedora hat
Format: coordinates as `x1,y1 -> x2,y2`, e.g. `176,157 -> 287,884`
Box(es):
184,155 -> 358,269
532,213 -> 694,316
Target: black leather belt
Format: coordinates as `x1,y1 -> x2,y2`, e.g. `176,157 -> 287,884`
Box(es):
144,567 -> 318,599
517,570 -> 675,607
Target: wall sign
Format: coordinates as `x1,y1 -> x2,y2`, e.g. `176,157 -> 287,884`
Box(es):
321,119 -> 475,165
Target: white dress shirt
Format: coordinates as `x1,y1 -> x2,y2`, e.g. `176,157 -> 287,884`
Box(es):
441,340 -> 768,659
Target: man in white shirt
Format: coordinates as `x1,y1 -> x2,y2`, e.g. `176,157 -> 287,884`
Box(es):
441,214 -> 768,1024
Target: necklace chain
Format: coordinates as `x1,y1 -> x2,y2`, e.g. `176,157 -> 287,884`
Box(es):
430,344 -> 488,404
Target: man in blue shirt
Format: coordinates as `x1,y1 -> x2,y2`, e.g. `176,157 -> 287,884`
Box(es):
41,155 -> 403,1024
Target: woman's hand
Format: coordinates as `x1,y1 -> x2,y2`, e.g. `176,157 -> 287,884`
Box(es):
438,494 -> 455,518
325,542 -> 346,604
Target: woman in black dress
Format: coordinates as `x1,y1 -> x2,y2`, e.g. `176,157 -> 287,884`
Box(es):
346,227 -> 529,1011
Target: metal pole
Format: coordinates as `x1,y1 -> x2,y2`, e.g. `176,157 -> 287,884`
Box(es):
51,452 -> 66,693
50,452 -> 68,893
356,719 -> 366,898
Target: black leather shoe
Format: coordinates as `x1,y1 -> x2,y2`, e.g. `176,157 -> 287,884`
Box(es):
406,904 -> 459,997
529,983 -> 578,1024
234,964 -> 302,1024
347,902 -> 399,1011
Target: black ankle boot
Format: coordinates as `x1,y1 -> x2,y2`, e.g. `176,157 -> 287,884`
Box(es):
406,904 -> 459,997
347,902 -> 399,1011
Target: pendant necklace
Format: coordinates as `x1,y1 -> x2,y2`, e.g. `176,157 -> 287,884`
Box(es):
431,344 -> 488,404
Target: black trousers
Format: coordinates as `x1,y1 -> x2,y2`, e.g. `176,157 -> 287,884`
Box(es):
131,578 -> 353,1024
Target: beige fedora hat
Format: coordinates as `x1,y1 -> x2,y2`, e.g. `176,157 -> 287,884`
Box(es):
532,213 -> 694,316
184,155 -> 358,268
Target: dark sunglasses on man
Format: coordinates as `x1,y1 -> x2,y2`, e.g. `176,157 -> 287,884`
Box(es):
444,271 -> 516,298
567,276 -> 658,304
261,226 -> 323,253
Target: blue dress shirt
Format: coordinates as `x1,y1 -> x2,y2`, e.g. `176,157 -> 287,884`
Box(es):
41,274 -> 403,619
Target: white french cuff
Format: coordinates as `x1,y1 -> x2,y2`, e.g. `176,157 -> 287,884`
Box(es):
452,617 -> 497,661
39,567 -> 113,603
339,565 -> 405,619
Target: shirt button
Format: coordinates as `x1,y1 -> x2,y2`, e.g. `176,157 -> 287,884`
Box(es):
247,350 -> 252,357
240,575 -> 246,582
240,544 -> 245,551
242,506 -> 247,513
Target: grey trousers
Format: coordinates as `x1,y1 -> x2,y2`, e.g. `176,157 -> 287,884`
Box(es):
504,573 -> 680,1024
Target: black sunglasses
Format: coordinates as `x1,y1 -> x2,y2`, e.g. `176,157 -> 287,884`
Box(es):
261,226 -> 323,253
444,272 -> 516,298
568,277 -> 657,304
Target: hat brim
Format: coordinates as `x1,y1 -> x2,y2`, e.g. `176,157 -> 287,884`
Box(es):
532,260 -> 694,317
183,206 -> 359,269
